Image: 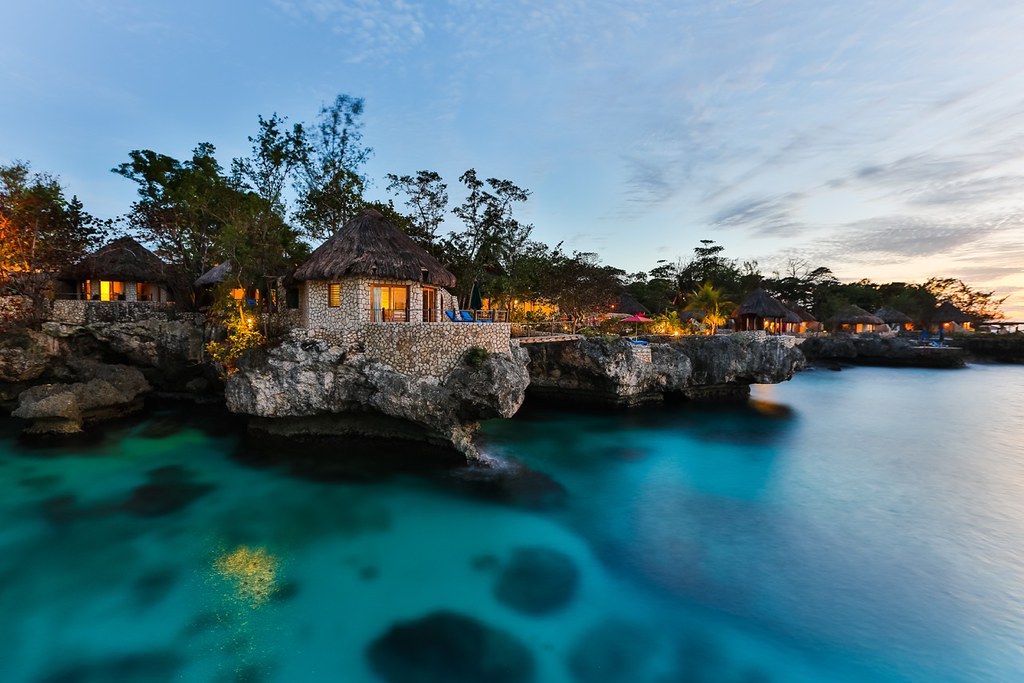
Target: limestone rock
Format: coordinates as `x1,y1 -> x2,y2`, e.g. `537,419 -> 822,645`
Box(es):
800,334 -> 965,368
526,333 -> 805,405
0,329 -> 60,383
12,363 -> 151,434
224,334 -> 530,458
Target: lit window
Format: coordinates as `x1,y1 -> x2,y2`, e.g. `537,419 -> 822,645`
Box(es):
328,283 -> 341,308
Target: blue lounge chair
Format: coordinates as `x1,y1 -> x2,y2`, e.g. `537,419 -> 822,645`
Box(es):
445,310 -> 460,322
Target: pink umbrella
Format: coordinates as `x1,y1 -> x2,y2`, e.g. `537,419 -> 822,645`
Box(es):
621,314 -> 652,335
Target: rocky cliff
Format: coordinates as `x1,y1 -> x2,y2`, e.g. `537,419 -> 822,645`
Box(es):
799,334 -> 965,368
224,334 -> 531,458
1,319 -> 207,433
525,333 -> 805,405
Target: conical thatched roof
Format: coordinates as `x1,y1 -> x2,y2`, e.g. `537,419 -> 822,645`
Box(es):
294,209 -> 456,288
735,288 -> 789,319
784,309 -> 802,324
194,260 -> 233,288
831,304 -> 884,325
874,307 -> 912,324
612,292 -> 649,315
786,303 -> 817,322
932,301 -> 971,324
67,237 -> 167,282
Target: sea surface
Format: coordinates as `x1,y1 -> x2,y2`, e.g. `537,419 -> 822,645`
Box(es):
1,364 -> 1022,682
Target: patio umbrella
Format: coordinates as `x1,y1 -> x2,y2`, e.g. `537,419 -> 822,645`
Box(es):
470,281 -> 484,311
621,313 -> 652,336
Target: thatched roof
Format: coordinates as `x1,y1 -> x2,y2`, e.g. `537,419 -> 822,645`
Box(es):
786,303 -> 817,323
294,208 -> 456,288
194,261 -> 233,288
735,288 -> 789,319
612,292 -> 649,315
831,304 -> 884,325
932,301 -> 971,324
66,237 -> 167,282
874,307 -> 912,324
784,309 -> 802,324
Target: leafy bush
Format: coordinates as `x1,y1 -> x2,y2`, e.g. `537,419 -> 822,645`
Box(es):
464,345 -> 490,368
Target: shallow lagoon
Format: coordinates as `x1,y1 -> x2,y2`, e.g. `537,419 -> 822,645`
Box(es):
1,364 -> 1022,682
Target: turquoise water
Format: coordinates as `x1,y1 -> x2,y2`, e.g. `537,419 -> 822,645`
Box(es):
1,365 -> 1023,682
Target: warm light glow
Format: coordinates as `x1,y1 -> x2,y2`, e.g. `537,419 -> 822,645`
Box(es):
231,288 -> 245,301
212,545 -> 279,608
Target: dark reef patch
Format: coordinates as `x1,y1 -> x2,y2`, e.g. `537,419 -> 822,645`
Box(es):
37,652 -> 182,683
367,610 -> 535,683
567,619 -> 656,683
494,546 -> 579,616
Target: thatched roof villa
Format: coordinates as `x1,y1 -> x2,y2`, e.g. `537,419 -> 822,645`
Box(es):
874,307 -> 913,332
292,208 -> 509,377
931,301 -> 974,332
830,305 -> 884,334
785,303 -> 820,333
60,237 -> 172,303
734,288 -> 789,333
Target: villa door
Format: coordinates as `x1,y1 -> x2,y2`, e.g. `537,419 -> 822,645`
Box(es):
422,287 -> 437,322
371,285 -> 409,322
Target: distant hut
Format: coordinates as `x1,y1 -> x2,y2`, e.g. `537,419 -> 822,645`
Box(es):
931,301 -> 974,334
830,304 -> 884,334
781,308 -> 804,334
194,261 -> 234,289
293,208 -> 457,329
61,237 -> 171,302
734,288 -> 789,333
786,303 -> 820,333
874,307 -> 913,333
610,292 -> 649,316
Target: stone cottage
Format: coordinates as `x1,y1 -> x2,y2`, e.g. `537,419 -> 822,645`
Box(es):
293,208 -> 511,376
59,236 -> 172,303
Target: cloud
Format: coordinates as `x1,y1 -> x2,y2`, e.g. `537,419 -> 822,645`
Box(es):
907,175 -> 1024,206
816,215 -> 995,265
271,0 -> 428,63
711,193 -> 806,237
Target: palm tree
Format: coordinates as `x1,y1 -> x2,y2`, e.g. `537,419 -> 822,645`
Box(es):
685,281 -> 734,335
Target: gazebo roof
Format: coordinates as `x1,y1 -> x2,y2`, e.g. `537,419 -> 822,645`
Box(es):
786,303 -> 817,323
66,237 -> 167,282
194,260 -> 233,288
874,307 -> 912,324
932,301 -> 972,324
612,292 -> 649,315
735,288 -> 789,319
294,208 -> 456,288
831,304 -> 884,325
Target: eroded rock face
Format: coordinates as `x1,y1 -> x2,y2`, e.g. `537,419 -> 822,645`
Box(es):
12,361 -> 151,434
799,334 -> 965,368
0,329 -> 60,383
224,334 -> 530,457
526,333 -> 805,405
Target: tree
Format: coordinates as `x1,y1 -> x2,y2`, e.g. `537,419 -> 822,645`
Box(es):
385,170 -> 448,254
294,94 -> 372,240
444,169 -> 533,305
232,113 -> 306,215
676,240 -> 742,301
114,144 -> 235,303
924,277 -> 1005,321
685,281 -> 734,335
541,250 -> 624,332
1,161 -> 105,301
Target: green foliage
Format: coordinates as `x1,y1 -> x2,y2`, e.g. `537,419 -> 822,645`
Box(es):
386,170 -> 448,256
539,249 -> 624,331
685,281 -> 734,335
294,94 -> 372,239
463,345 -> 490,368
205,289 -> 266,376
1,161 -> 106,281
924,277 -> 1005,321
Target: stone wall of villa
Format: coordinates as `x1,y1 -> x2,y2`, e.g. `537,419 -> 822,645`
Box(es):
50,300 -> 180,325
302,277 -> 450,329
363,322 -> 513,377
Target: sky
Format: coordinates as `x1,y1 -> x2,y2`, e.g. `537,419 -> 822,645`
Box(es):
3,0 -> 1024,317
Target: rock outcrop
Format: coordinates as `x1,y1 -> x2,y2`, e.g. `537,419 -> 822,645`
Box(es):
224,334 -> 531,458
799,334 -> 965,368
12,361 -> 151,434
525,333 -> 805,405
